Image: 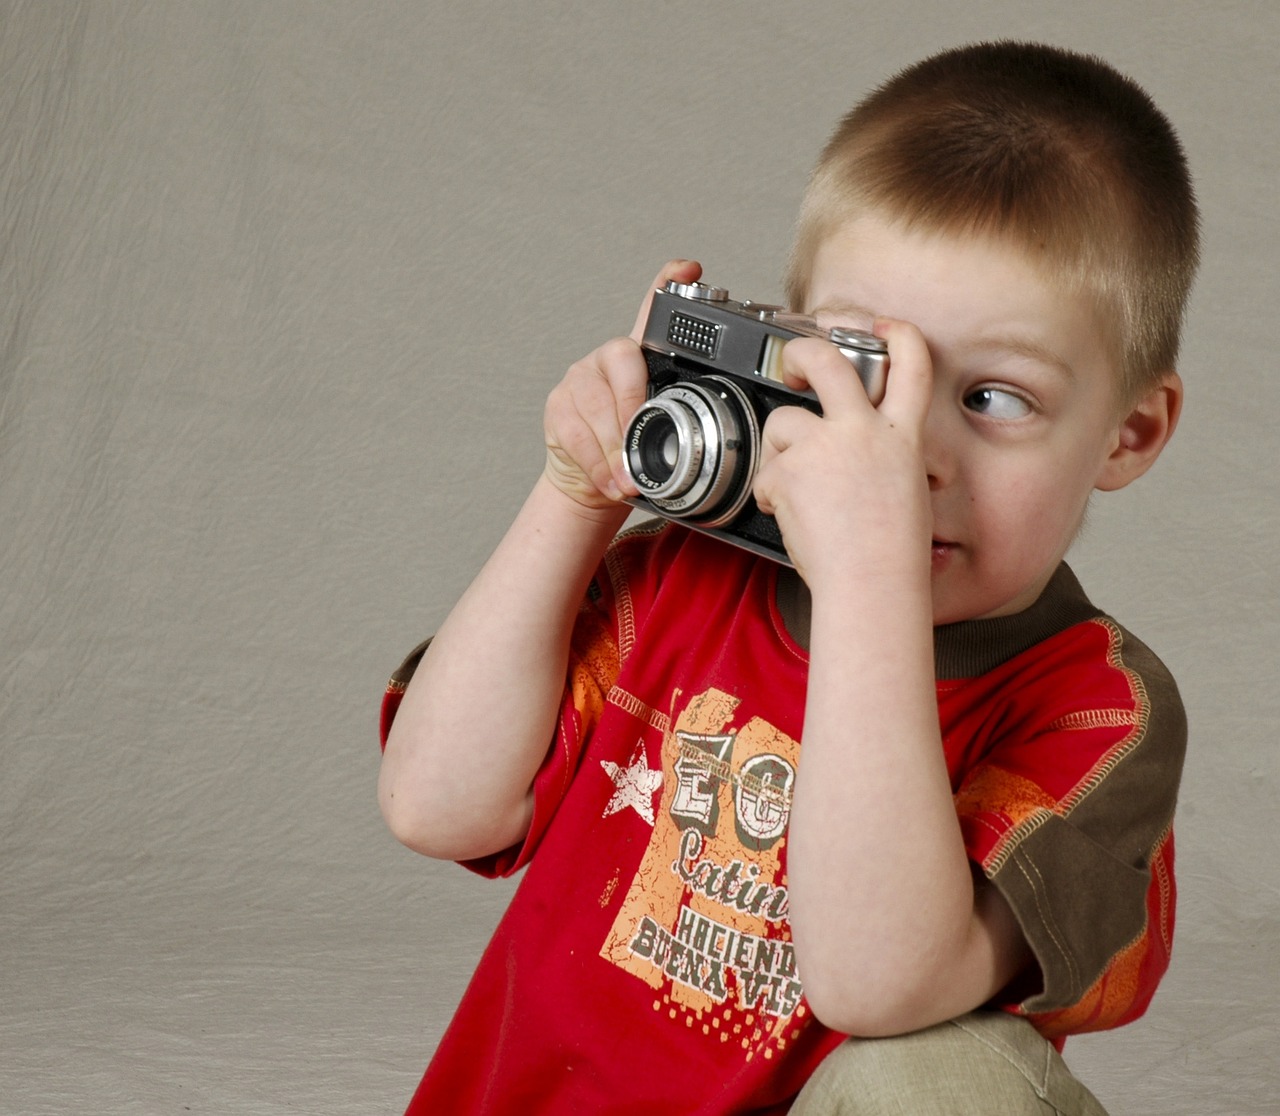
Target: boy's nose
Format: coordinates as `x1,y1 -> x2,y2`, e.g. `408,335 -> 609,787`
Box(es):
921,405 -> 954,490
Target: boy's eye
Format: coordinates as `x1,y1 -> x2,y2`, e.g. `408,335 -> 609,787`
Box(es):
964,387 -> 1033,420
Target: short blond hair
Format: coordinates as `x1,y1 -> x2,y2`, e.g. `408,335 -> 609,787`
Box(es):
785,42 -> 1200,400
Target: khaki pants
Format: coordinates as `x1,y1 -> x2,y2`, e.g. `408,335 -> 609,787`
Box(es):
790,1012 -> 1109,1115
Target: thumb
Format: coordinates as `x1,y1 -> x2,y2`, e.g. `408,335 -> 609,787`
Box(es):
630,259 -> 703,341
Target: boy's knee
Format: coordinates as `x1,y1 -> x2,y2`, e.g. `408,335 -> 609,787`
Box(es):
790,1012 -> 1109,1116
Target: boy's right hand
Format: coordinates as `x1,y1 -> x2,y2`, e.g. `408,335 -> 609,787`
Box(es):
543,259 -> 703,511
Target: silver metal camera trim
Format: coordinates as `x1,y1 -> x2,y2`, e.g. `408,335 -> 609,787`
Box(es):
643,281 -> 889,407
623,377 -> 759,526
623,391 -> 706,502
663,280 -> 729,303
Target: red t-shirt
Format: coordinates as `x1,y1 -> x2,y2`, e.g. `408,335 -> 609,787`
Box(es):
381,523 -> 1185,1114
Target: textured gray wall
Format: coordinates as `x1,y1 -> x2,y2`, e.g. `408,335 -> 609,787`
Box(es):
2,2 -> 1275,1112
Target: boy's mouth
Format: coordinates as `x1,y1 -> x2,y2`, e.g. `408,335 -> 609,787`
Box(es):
931,539 -> 958,568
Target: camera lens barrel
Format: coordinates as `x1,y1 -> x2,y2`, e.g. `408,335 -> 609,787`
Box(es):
623,377 -> 758,527
624,394 -> 705,498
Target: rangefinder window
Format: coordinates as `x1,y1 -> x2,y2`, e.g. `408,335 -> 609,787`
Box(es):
760,335 -> 787,383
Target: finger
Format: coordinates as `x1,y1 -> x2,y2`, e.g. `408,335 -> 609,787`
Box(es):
754,411 -> 814,518
629,259 -> 703,341
760,399 -> 822,461
756,406 -> 823,515
596,336 -> 651,437
554,410 -> 618,498
779,337 -> 873,417
572,339 -> 649,493
872,317 -> 933,428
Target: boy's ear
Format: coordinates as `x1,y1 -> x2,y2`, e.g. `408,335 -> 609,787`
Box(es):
1095,371 -> 1183,492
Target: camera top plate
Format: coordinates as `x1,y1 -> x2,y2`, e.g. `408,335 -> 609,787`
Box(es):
641,280 -> 888,405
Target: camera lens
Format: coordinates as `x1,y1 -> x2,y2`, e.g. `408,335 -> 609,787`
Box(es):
622,377 -> 758,527
632,411 -> 686,486
625,396 -> 705,497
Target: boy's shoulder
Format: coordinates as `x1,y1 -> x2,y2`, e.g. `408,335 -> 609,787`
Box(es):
935,564 -> 1176,689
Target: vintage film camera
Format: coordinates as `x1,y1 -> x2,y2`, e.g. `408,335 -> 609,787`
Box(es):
622,280 -> 889,563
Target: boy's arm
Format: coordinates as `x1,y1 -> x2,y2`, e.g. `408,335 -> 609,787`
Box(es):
378,260 -> 702,863
755,324 -> 1030,1036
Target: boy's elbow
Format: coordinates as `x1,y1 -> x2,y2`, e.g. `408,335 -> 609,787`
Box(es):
796,945 -> 967,1038
378,765 -> 533,862
379,781 -> 469,861
378,776 -> 444,858
797,919 -> 1026,1037
376,756 -> 456,858
377,725 -> 468,859
802,978 -> 938,1039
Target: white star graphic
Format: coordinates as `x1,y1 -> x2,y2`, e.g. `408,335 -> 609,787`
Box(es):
600,741 -> 663,826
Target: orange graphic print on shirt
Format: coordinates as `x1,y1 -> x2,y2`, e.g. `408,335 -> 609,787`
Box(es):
600,686 -> 806,1057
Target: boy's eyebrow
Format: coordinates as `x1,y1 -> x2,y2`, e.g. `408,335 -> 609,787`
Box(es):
807,300 -> 877,322
961,334 -> 1077,380
810,300 -> 1080,379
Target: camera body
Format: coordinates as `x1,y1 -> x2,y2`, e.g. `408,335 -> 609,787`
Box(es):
622,280 -> 889,564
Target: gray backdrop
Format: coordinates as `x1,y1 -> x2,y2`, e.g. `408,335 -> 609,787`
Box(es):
2,2 -> 1275,1113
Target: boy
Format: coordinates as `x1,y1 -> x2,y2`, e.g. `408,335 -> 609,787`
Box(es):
378,41 -> 1197,1114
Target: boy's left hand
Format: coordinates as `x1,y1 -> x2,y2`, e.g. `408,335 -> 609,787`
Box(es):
753,319 -> 934,591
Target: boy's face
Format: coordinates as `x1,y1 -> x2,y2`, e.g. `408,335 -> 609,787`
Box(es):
806,212 -> 1133,625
